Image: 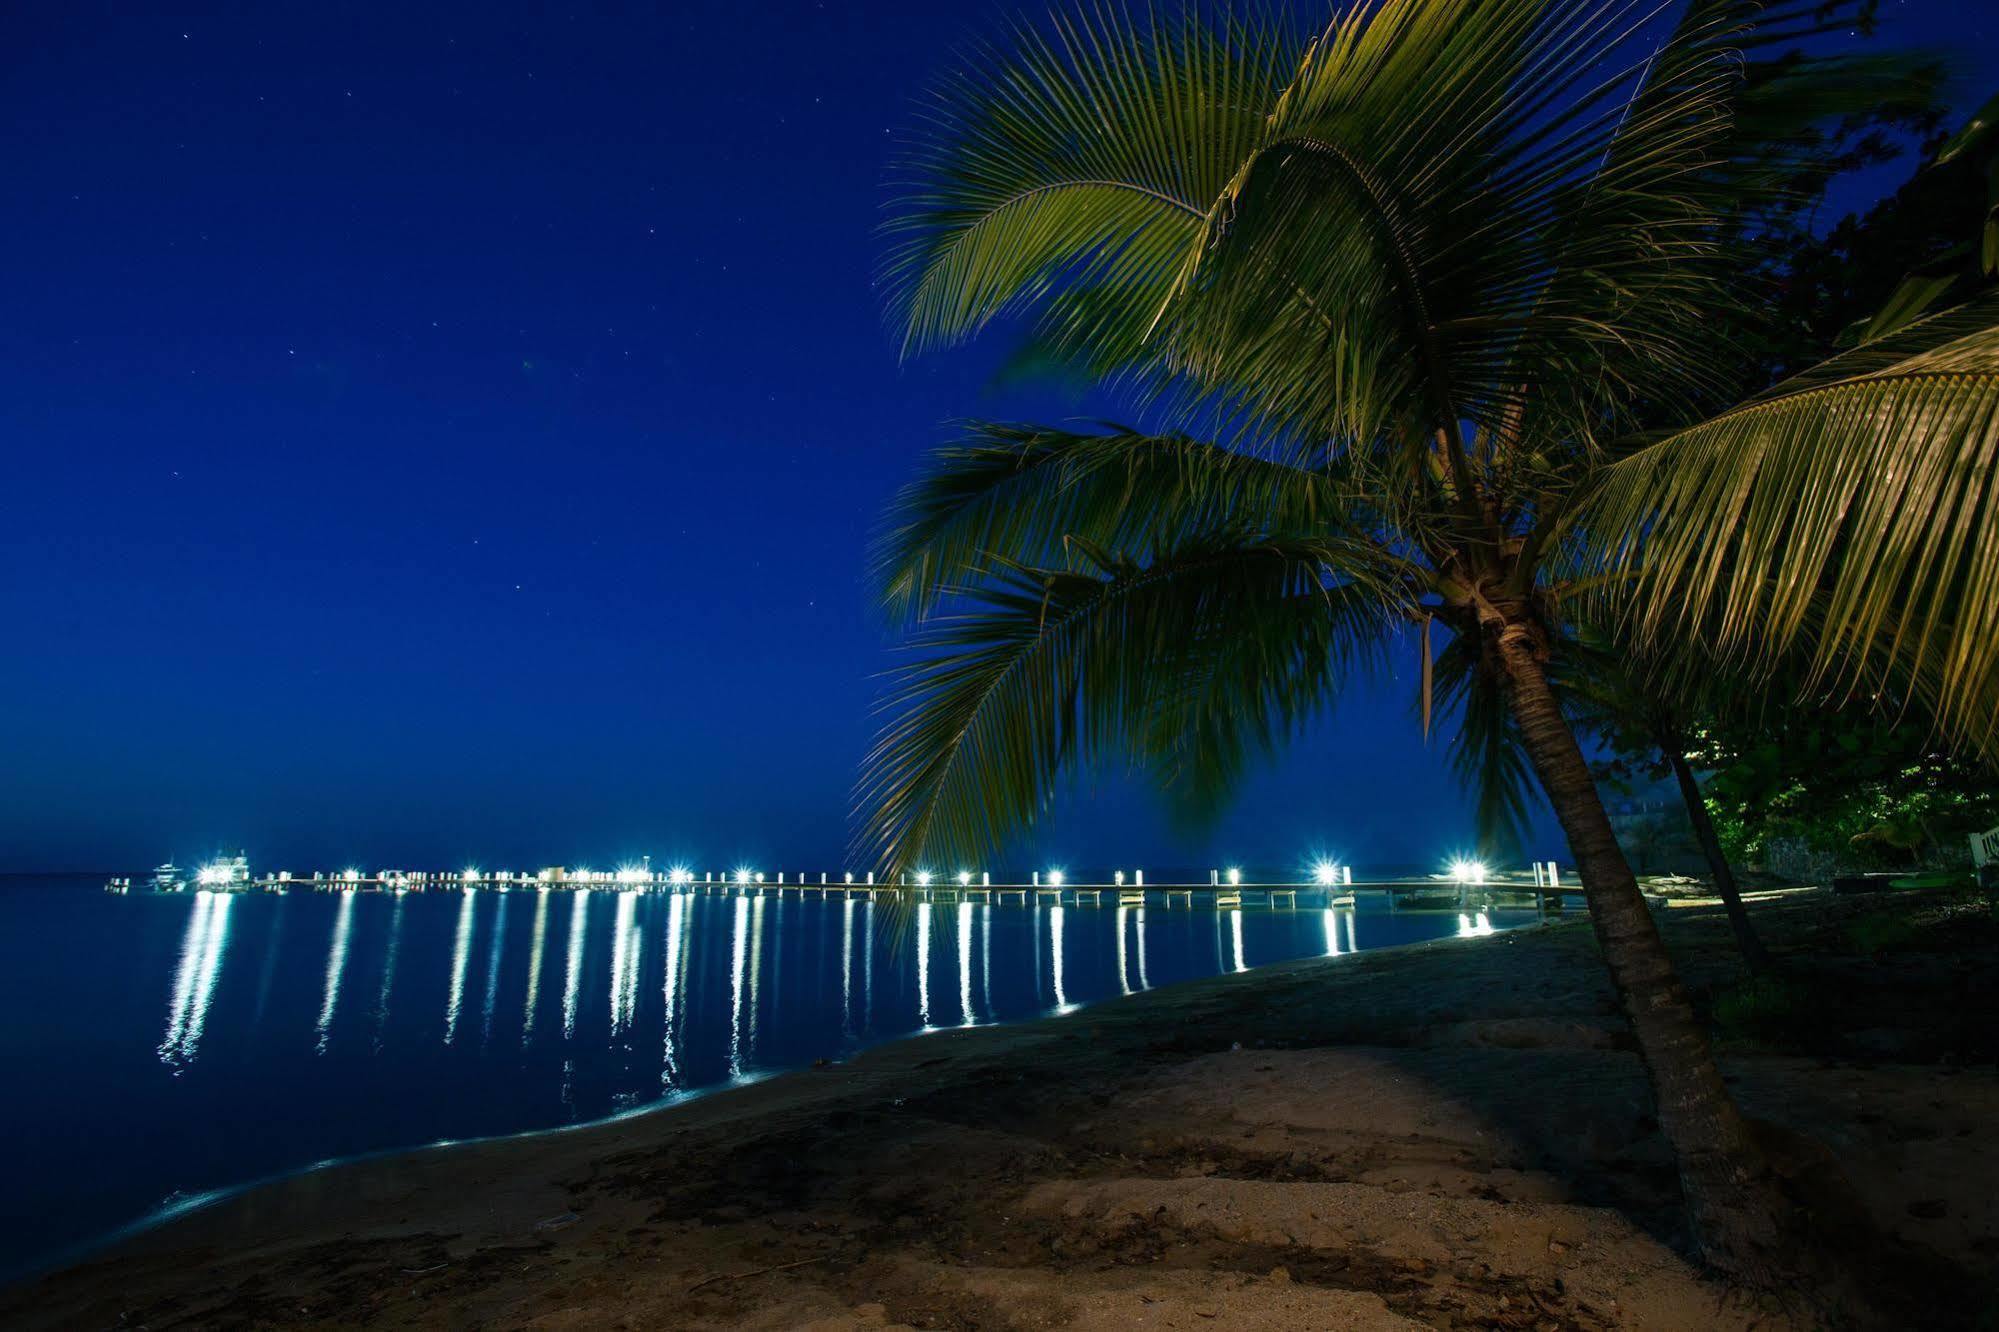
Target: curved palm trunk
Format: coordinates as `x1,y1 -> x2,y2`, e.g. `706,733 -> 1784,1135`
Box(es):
1660,736 -> 1772,973
1489,620 -> 1799,1279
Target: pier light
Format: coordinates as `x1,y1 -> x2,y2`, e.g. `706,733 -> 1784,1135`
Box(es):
1045,869 -> 1064,888
1226,867 -> 1242,886
342,867 -> 361,883
1314,861 -> 1339,886
754,872 -> 765,884
196,863 -> 228,887
1114,871 -> 1125,886
1449,858 -> 1487,885
734,867 -> 751,885
956,870 -> 971,887
463,868 -> 480,884
616,865 -> 646,885
915,870 -> 933,887
668,866 -> 693,886
844,872 -> 854,885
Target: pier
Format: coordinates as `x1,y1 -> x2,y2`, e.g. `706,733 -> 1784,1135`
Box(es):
108,858 -> 1576,916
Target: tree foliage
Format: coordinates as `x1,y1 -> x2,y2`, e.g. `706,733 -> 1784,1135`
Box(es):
861,0 -> 1989,872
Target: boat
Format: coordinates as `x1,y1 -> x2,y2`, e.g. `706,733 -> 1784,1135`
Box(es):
107,862 -> 187,893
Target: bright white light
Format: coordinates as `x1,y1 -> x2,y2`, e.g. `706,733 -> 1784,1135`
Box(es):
915,870 -> 933,887
342,867 -> 361,883
844,872 -> 854,885
1449,859 -> 1487,885
1314,861 -> 1339,886
956,870 -> 971,887
668,866 -> 693,886
1226,867 -> 1242,886
462,868 -> 480,884
1046,869 -> 1064,888
734,867 -> 751,885
195,863 -> 229,887
615,865 -> 646,885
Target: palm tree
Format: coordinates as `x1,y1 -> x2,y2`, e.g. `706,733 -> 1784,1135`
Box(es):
860,0 -> 1999,1290
1550,635 -> 1775,969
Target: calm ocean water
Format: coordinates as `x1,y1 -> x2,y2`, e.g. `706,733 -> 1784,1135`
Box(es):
0,875 -> 1538,1281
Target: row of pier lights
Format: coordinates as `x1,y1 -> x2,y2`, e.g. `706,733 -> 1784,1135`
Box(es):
187,856 -> 1565,893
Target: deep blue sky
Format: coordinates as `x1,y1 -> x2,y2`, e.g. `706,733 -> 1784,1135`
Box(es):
2,2 -> 1989,874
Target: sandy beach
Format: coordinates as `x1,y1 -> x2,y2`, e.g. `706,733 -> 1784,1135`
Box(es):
7,889 -> 1993,1330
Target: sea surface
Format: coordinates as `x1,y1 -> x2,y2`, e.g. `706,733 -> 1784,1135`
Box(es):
0,874 -> 1542,1281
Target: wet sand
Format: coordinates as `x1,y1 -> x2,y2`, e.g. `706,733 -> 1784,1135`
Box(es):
7,889 -> 1994,1329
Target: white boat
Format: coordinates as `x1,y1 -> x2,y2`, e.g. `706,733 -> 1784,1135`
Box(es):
151,863 -> 186,892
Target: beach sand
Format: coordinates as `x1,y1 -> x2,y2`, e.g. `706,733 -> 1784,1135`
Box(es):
6,889 -> 1993,1329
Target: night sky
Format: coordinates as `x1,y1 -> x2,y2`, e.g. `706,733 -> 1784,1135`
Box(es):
3,3 -> 1990,875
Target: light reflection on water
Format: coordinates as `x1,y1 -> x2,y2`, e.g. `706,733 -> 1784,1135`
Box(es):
0,879 -> 1542,1283
158,890 -> 233,1067
314,890 -> 354,1054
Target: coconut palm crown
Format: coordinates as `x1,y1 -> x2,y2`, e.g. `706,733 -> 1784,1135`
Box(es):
862,0 -> 1999,1290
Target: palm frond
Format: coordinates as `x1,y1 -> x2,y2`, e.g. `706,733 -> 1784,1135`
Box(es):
1165,0 -> 1760,447
874,422 -> 1370,621
1432,629 -> 1535,858
1577,292 -> 1999,755
1139,584 -> 1394,826
882,7 -> 1298,369
854,533 -> 1401,873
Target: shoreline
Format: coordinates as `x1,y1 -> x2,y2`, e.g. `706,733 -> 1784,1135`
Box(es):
27,923 -> 1491,1281
16,891 -> 1534,1286
9,891 -> 1994,1328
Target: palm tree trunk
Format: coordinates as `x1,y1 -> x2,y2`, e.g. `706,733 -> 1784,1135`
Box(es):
1660,734 -> 1772,972
1488,619 -> 1800,1281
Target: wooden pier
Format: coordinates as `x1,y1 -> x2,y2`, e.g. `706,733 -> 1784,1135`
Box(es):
118,863 -> 1573,916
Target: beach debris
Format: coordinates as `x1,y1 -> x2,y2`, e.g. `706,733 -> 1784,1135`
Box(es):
686,1254 -> 827,1293
534,1211 -> 580,1232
